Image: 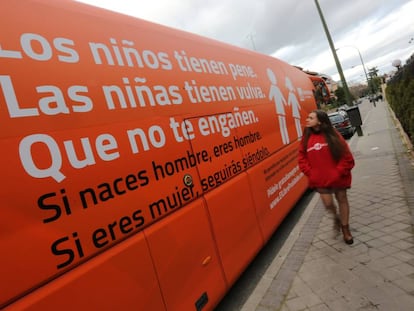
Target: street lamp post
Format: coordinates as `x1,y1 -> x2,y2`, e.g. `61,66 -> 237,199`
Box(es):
247,33 -> 256,51
336,45 -> 371,96
355,48 -> 370,91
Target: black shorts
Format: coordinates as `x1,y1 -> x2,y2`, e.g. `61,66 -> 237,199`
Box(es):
315,187 -> 349,194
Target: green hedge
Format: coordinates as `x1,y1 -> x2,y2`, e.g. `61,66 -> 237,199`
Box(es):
386,59 -> 414,146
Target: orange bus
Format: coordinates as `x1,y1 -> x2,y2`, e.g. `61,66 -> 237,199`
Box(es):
1,1 -> 319,310
306,73 -> 331,108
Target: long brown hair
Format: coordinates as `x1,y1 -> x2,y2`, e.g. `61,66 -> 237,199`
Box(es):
301,110 -> 345,162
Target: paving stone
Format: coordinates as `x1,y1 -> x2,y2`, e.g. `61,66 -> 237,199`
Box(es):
324,297 -> 353,311
392,239 -> 414,250
308,304 -> 330,311
375,243 -> 400,256
290,278 -> 313,297
378,265 -> 407,281
378,234 -> 401,244
285,295 -> 308,311
393,276 -> 414,292
392,294 -> 414,311
376,280 -> 407,297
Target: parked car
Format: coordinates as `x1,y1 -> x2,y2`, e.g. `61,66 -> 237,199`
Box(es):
328,111 -> 355,138
337,104 -> 350,112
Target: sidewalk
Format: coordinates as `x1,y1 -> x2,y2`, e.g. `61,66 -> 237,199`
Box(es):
241,98 -> 414,311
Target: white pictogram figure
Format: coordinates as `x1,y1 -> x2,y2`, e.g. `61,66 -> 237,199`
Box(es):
267,68 -> 289,144
285,77 -> 302,139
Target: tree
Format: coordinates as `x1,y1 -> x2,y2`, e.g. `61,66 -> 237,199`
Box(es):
349,83 -> 369,98
334,87 -> 346,106
368,67 -> 381,94
386,60 -> 414,146
368,67 -> 379,77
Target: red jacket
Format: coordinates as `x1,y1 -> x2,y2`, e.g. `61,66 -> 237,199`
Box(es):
298,132 -> 355,189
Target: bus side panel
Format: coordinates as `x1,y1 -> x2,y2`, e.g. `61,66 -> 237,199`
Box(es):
247,143 -> 308,241
144,199 -> 227,311
4,232 -> 165,311
203,174 -> 264,286
0,117 -> 204,305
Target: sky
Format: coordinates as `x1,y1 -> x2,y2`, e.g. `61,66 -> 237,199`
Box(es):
76,0 -> 414,85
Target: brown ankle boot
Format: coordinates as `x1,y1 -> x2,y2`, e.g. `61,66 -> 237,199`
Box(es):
341,225 -> 354,245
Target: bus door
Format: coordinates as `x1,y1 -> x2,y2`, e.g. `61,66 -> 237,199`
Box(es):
142,115 -> 227,311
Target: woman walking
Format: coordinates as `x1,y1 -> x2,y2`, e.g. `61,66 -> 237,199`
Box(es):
298,110 -> 355,244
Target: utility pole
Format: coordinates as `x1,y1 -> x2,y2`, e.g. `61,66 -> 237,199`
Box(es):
314,0 -> 363,136
313,0 -> 353,107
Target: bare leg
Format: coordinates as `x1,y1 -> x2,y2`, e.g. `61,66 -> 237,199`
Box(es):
334,189 -> 353,244
319,192 -> 334,210
319,192 -> 340,231
334,190 -> 350,225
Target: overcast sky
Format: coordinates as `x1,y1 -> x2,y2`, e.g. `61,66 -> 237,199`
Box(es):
76,0 -> 414,84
